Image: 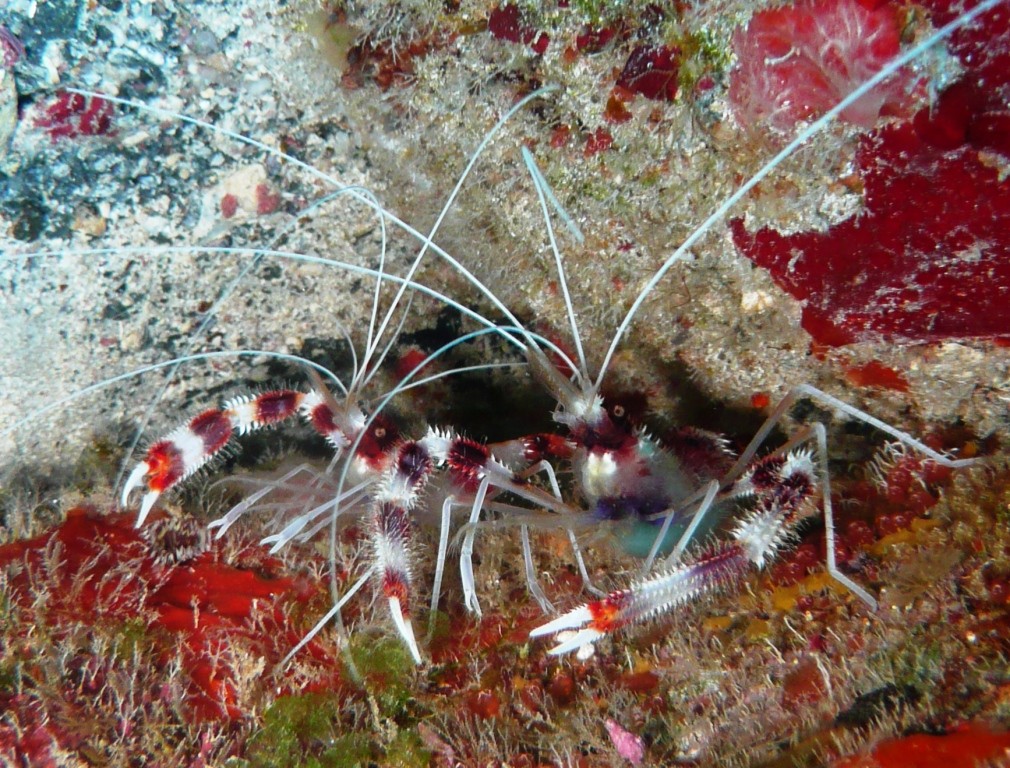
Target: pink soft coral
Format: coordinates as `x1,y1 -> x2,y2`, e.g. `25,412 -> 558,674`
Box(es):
729,0 -> 915,132
731,0 -> 1010,346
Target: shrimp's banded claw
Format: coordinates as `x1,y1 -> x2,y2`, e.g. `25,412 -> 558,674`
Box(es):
532,540 -> 757,656
120,407 -> 236,527
120,389 -> 354,527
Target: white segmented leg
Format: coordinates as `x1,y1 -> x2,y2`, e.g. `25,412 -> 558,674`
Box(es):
641,506 -> 679,576
521,524 -> 554,613
261,499 -> 335,553
431,430 -> 579,621
813,422 -> 878,609
640,480 -> 721,575
208,463 -> 321,538
460,476 -> 493,616
259,479 -> 374,553
280,566 -> 374,668
725,385 -> 975,488
428,495 -> 460,637
662,480 -> 721,569
522,459 -> 603,597
566,529 -> 605,597
292,486 -> 374,545
524,459 -> 563,503
795,384 -> 975,469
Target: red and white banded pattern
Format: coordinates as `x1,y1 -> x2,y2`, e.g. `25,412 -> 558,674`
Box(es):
122,388 -> 362,526
531,449 -> 819,655
361,427 -> 522,663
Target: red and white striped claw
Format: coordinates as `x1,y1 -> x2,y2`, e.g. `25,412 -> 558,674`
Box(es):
531,541 -> 752,656
528,605 -> 606,655
120,391 -> 334,529
121,461 -> 162,528
120,410 -> 235,527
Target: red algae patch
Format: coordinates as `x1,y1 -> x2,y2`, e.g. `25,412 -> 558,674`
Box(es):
488,4 -> 549,54
732,0 -> 1010,346
842,360 -> 909,392
832,723 -> 1010,768
0,506 -> 340,725
731,116 -> 1010,344
617,45 -> 681,102
32,91 -> 116,141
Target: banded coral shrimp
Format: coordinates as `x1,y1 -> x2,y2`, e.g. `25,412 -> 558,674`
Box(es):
4,0 -> 1010,765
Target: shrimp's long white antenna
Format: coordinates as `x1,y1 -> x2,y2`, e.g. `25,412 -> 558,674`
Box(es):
16,245 -> 530,355
359,186 -> 389,383
17,242 -> 582,385
66,86 -> 554,346
366,86 -> 561,365
51,90 -> 567,501
592,0 -> 1006,394
522,147 -> 585,245
109,184 -> 369,496
360,294 -> 414,392
336,321 -> 359,391
204,184 -> 383,396
385,362 -> 522,395
522,146 -> 588,383
280,565 -> 375,669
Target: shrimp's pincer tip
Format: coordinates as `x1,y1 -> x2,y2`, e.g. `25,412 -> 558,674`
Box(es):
122,462 -> 162,527
529,604 -> 594,638
388,597 -> 423,666
547,629 -> 604,657
530,605 -> 605,655
136,492 -> 160,528
121,462 -> 149,508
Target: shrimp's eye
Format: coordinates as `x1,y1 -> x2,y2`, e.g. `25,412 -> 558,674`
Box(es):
612,405 -> 625,418
375,427 -> 387,439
